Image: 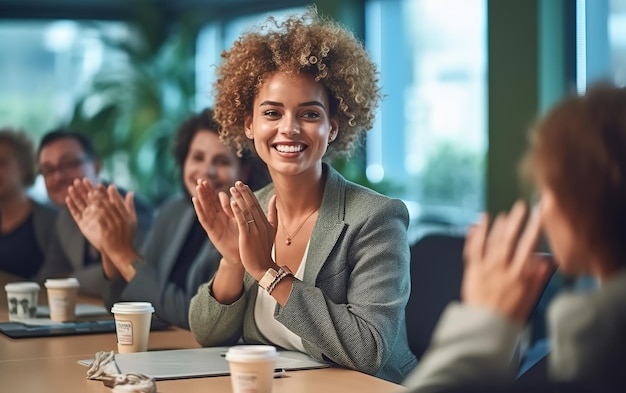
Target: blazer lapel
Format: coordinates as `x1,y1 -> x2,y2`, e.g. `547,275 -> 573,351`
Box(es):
160,206 -> 195,283
303,164 -> 346,283
58,209 -> 86,270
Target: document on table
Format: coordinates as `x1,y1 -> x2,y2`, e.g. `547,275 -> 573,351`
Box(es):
79,346 -> 330,380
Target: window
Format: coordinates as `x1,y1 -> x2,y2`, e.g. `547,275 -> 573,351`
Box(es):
365,0 -> 487,241
0,20 -> 129,202
577,0 -> 626,91
0,20 -> 129,139
195,7 -> 306,111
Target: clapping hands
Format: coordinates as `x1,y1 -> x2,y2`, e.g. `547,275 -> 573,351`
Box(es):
192,180 -> 277,281
66,178 -> 138,280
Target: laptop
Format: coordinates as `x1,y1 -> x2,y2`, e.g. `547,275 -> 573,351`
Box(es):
108,346 -> 330,380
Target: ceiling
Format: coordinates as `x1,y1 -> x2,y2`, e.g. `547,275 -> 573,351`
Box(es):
0,0 -> 311,21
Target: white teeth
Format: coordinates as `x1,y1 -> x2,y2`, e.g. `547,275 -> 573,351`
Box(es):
275,144 -> 304,153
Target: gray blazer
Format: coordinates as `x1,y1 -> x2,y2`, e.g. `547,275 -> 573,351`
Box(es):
104,196 -> 221,329
189,164 -> 417,384
402,269 -> 626,392
32,201 -> 59,258
35,188 -> 153,297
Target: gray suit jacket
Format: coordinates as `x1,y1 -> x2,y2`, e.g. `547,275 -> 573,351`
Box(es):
104,196 -> 221,329
32,201 -> 59,263
402,269 -> 626,392
189,164 -> 417,384
35,188 -> 153,297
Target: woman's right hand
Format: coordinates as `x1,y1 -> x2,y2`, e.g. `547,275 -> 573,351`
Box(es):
192,179 -> 242,267
66,178 -> 105,251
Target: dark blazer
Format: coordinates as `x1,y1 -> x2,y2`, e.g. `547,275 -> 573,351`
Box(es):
104,196 -> 221,329
35,187 -> 152,297
189,164 -> 417,384
0,200 -> 57,279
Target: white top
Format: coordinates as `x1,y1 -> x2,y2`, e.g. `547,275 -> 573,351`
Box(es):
254,242 -> 308,352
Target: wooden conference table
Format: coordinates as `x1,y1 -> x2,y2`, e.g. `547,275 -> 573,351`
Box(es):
0,272 -> 405,393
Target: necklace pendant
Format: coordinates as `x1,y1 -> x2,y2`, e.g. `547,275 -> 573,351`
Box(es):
286,238 -> 292,246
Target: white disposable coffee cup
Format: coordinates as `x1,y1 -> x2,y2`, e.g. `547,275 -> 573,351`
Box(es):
4,282 -> 40,321
44,278 -> 80,322
226,345 -> 278,393
111,302 -> 155,353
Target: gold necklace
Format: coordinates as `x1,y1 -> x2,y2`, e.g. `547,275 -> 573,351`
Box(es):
280,208 -> 319,246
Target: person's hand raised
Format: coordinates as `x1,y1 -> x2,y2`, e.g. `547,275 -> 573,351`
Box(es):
66,178 -> 106,251
192,179 -> 242,267
93,185 -> 137,264
228,181 -> 277,281
461,200 -> 554,325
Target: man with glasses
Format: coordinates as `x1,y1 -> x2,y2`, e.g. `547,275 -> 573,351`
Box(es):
34,130 -> 153,297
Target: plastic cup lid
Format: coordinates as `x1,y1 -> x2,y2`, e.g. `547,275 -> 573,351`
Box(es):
44,278 -> 80,288
225,345 -> 278,362
111,302 -> 155,314
5,282 -> 41,292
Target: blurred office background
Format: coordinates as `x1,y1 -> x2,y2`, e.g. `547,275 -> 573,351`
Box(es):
0,0 -> 624,243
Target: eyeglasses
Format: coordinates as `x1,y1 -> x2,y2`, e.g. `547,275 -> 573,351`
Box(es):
39,157 -> 89,178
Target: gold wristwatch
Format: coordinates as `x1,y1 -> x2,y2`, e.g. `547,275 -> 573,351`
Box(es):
258,266 -> 293,294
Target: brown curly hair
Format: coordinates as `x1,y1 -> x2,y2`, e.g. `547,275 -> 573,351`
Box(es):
0,127 -> 37,186
212,6 -> 381,158
522,83 -> 626,268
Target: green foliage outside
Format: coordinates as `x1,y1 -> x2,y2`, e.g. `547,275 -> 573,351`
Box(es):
419,141 -> 485,209
66,5 -> 200,205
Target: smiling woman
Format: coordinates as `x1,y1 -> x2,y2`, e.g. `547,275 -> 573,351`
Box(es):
188,7 -> 417,384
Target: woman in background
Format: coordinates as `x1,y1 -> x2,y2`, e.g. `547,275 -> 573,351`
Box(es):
0,128 -> 57,279
66,108 -> 269,329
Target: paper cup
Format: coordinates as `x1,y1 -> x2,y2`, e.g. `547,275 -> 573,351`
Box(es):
226,345 -> 278,393
4,282 -> 40,321
111,302 -> 155,353
44,278 -> 80,321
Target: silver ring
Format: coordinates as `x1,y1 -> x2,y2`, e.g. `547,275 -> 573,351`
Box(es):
246,219 -> 255,224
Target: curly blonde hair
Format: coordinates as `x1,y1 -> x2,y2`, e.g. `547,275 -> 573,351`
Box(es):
212,7 -> 381,158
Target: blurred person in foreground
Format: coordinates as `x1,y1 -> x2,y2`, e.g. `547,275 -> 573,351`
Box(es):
34,129 -> 153,297
65,109 -> 270,328
0,128 -> 57,279
403,84 -> 626,392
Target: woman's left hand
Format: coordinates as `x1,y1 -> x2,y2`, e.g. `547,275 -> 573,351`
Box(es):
229,181 -> 278,280
461,200 -> 554,325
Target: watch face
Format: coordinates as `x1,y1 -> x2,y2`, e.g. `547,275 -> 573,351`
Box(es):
259,268 -> 279,290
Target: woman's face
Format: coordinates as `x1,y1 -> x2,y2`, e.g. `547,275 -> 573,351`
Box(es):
183,130 -> 241,197
539,186 -> 590,276
244,72 -> 338,177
